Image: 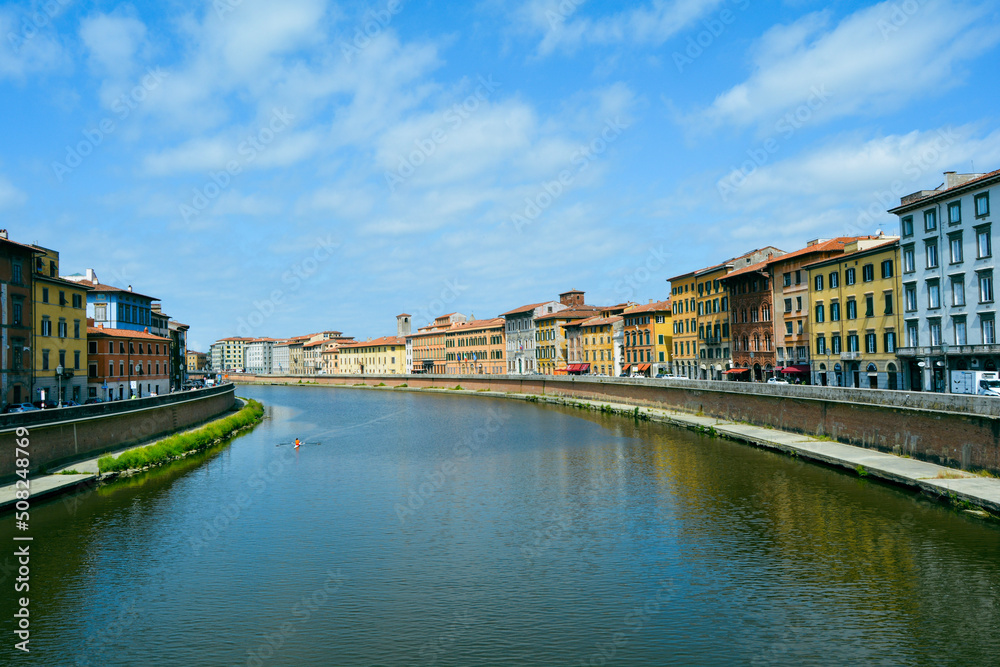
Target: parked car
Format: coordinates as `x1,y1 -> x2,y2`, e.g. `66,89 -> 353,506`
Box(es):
767,377 -> 789,385
84,398 -> 104,405
4,403 -> 40,413
33,399 -> 59,409
61,400 -> 81,407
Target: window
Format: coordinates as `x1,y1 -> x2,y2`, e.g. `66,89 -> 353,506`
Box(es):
881,259 -> 894,278
785,322 -> 793,335
902,216 -> 913,237
977,226 -> 992,258
950,233 -> 963,263
784,298 -> 792,313
832,334 -> 842,354
955,317 -> 967,345
847,334 -> 859,352
796,296 -> 802,311
884,292 -> 894,315
866,332 -> 877,354
42,349 -> 49,370
903,246 -> 915,273
95,304 -> 106,321
41,317 -> 52,336
979,271 -> 994,303
89,341 -> 97,354
831,302 -> 841,321
74,320 -> 80,338
12,302 -> 20,325
906,322 -> 919,347
74,350 -> 80,370
816,335 -> 826,355
814,274 -> 824,291
795,270 -> 802,285
42,287 -> 49,303
865,295 -> 874,317
929,320 -> 942,346
815,304 -> 825,323
783,272 -> 791,287
847,299 -> 857,320
928,280 -> 940,309
949,201 -> 962,225
984,317 -> 996,345
73,293 -> 82,308
830,271 -> 839,288
58,320 -> 67,338
884,331 -> 896,353
12,262 -> 21,284
952,276 -> 966,306
926,241 -> 939,268
862,264 -> 874,282
976,193 -> 990,217
119,342 -> 125,354
925,208 -> 937,231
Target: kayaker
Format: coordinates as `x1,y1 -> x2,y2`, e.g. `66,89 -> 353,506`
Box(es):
295,438 -> 301,448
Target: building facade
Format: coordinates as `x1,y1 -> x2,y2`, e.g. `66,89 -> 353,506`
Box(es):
186,350 -> 208,371
721,260 -> 776,382
339,336 -> 406,374
272,341 -> 291,374
622,300 -> 672,377
87,324 -> 171,400
806,239 -> 902,389
245,338 -> 277,375
578,315 -> 623,376
502,299 -> 571,374
31,245 -> 91,404
444,318 -> 505,375
889,170 -> 1000,392
0,233 -> 37,407
168,320 -> 189,390
535,307 -> 599,374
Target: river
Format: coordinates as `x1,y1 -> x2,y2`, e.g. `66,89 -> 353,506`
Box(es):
3,384 -> 1000,666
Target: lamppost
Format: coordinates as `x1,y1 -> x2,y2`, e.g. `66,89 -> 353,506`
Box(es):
55,364 -> 63,408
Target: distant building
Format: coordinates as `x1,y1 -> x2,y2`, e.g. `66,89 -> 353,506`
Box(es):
65,268 -> 161,334
0,231 -> 37,407
535,307 -> 601,374
578,314 -> 624,376
272,341 -> 291,374
502,300 -> 569,374
444,318 -> 505,375
407,314 -> 465,374
186,350 -> 208,372
622,299 -> 673,377
339,336 -> 406,374
168,320 -> 189,390
245,338 -> 278,375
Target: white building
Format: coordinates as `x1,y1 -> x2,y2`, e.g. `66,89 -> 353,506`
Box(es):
889,169 -> 1000,392
501,300 -> 568,374
272,341 -> 291,375
245,338 -> 276,375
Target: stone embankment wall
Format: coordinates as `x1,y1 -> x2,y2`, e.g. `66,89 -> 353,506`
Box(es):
0,385 -> 236,480
238,374 -> 1000,474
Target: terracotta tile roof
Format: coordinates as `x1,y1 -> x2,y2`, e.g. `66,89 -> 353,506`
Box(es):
397,313 -> 411,317
534,307 -> 601,322
339,335 -> 405,349
500,301 -> 550,316
446,317 -> 504,331
802,238 -> 899,270
87,326 -> 171,342
719,258 -> 771,281
624,298 -> 672,314
303,340 -> 326,348
2,237 -> 44,254
85,282 -> 159,301
766,237 -> 873,266
578,315 -> 623,327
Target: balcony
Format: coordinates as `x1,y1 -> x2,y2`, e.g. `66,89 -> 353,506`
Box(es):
702,336 -> 723,345
896,344 -> 1000,357
840,351 -> 861,361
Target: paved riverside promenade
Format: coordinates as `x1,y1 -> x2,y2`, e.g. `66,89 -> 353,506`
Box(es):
0,400 -> 244,513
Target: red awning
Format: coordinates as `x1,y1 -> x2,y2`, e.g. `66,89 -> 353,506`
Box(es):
725,368 -> 750,374
579,363 -> 590,371
622,364 -> 632,371
638,363 -> 651,371
779,364 -> 810,373
567,363 -> 590,372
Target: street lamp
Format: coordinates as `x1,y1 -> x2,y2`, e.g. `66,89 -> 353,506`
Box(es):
55,364 -> 64,408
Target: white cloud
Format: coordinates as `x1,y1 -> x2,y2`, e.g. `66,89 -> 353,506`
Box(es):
80,11 -> 148,79
0,175 -> 25,208
517,0 -> 724,56
696,0 -> 1000,130
0,6 -> 68,79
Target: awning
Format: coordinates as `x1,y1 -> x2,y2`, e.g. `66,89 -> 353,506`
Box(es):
779,364 -> 810,373
622,364 -> 632,372
566,363 -> 591,372
579,363 -> 590,372
725,368 -> 750,374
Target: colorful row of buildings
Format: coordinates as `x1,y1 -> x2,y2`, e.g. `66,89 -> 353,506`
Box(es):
0,231 -> 191,409
210,168 -> 999,394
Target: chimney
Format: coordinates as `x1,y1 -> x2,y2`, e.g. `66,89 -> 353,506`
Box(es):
648,299 -> 654,304
0,229 -> 7,239
128,285 -> 133,292
86,268 -> 97,284
944,171 -> 958,188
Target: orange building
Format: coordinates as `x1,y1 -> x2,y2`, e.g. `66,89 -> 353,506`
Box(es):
444,317 -> 505,374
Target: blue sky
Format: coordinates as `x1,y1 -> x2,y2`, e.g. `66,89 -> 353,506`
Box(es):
4,0 -> 1000,352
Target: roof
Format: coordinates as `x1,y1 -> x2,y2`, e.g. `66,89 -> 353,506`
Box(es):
624,298 -> 672,314
500,301 -> 549,316
85,282 -> 159,301
168,320 -> 189,329
339,335 -> 406,349
445,317 -> 504,331
578,315 -> 623,327
766,237 -> 875,267
1,237 -> 43,254
802,238 -> 899,270
667,246 -> 782,282
87,326 -> 171,341
888,168 -> 1000,213
303,340 -> 326,348
719,258 -> 771,281
34,273 -> 95,290
397,313 -> 411,317
534,307 -> 601,322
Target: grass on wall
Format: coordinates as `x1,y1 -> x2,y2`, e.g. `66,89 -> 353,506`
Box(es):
98,399 -> 265,473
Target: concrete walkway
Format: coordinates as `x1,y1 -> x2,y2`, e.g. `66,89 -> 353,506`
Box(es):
0,401 -> 245,513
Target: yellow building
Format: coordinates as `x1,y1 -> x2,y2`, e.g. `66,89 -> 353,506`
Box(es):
535,308 -> 600,374
668,269 -> 699,378
31,246 -> 91,404
339,336 -> 406,374
578,315 -> 622,376
186,350 -> 207,371
806,238 -> 902,389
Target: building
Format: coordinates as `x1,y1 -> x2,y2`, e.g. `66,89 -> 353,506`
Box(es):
339,336 -> 406,374
578,314 -> 624,376
87,323 -> 171,400
319,338 -> 354,374
213,337 -> 250,372
806,238 -> 902,389
209,341 -> 223,372
186,350 -> 208,371
621,299 -> 672,377
168,320 -> 189,391
502,297 -> 574,374
245,338 -> 278,375
889,169 -> 1000,392
444,318 -> 506,375
669,269 -> 698,379
0,232 -> 37,407
535,307 -> 600,374
720,259 -> 778,382
65,269 -> 159,334
272,341 -> 291,374
30,245 -> 91,404
770,237 -> 886,383
408,314 -> 465,374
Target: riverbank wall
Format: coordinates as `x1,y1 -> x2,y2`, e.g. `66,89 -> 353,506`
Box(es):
0,384 -> 237,481
235,374 -> 1000,475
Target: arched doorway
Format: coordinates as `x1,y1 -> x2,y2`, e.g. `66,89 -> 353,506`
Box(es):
834,363 -> 843,387
866,362 -> 878,389
753,363 -> 762,382
819,363 -> 828,386
887,362 -> 898,390
850,362 -> 860,388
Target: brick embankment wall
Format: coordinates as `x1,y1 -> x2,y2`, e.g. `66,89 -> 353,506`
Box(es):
236,374 -> 1000,474
0,385 -> 236,480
